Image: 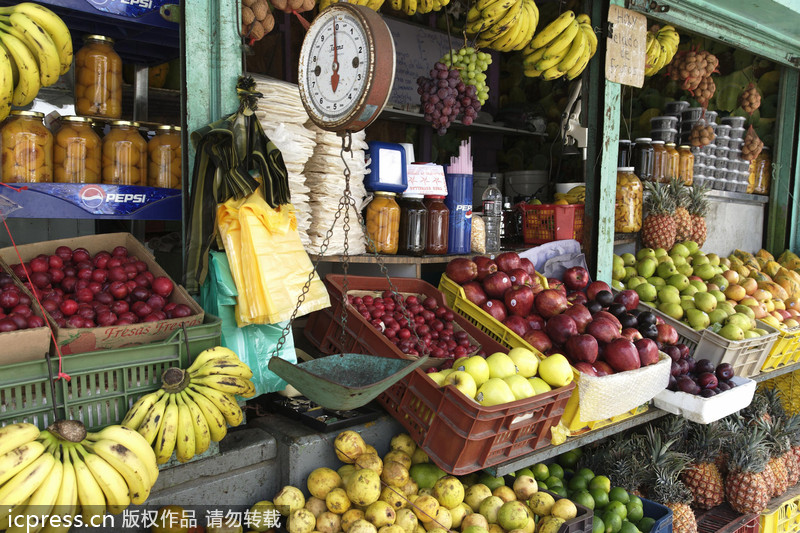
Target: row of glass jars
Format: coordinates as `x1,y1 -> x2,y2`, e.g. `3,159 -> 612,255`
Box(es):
0,111 -> 181,188
625,138 -> 694,185
364,193 -> 450,255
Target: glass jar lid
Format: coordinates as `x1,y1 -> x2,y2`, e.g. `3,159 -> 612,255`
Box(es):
84,35 -> 114,44
634,137 -> 652,143
110,120 -> 140,128
425,195 -> 446,199
374,191 -> 396,198
679,145 -> 691,149
62,116 -> 94,124
157,125 -> 181,132
10,110 -> 44,118
651,140 -> 665,145
665,142 -> 677,147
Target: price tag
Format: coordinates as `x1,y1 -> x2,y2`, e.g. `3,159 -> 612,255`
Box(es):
406,164 -> 448,196
605,5 -> 647,88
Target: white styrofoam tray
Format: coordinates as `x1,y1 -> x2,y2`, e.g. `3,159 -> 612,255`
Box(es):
653,376 -> 756,424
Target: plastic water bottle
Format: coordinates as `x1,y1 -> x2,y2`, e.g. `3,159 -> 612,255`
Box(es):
482,174 -> 502,254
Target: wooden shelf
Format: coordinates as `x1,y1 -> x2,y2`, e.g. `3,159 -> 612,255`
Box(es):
379,108 -> 548,137
310,253 -> 474,264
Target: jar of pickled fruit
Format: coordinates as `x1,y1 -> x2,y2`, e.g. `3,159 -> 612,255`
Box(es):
398,194 -> 427,256
665,142 -> 679,181
75,35 -> 122,118
365,192 -> 400,254
1,111 -> 53,183
615,167 -> 642,233
53,116 -> 101,183
147,125 -> 182,189
102,121 -> 147,185
632,137 -> 654,182
425,196 -> 449,255
651,140 -> 668,183
678,145 -> 694,185
752,147 -> 772,195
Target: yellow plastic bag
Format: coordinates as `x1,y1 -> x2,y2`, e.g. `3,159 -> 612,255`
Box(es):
217,191 -> 329,326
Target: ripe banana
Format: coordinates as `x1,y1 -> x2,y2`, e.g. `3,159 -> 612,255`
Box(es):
69,446 -> 105,524
86,425 -> 158,486
0,44 -> 12,122
6,13 -> 60,86
190,357 -> 254,380
581,23 -> 597,57
154,395 -> 179,464
121,389 -> 165,430
0,440 -> 46,487
77,445 -> 130,515
402,0 -> 417,17
542,65 -> 565,81
191,374 -> 254,397
0,3 -> 73,75
82,439 -> 151,504
182,390 -> 212,455
510,0 -> 537,51
0,423 -> 39,457
535,50 -> 565,72
529,10 -> 575,50
480,0 -> 519,30
557,27 -> 586,72
523,45 -> 547,67
39,451 -> 77,533
575,13 -> 590,25
0,29 -> 39,106
0,452 -> 55,507
567,38 -> 593,80
186,346 -> 240,374
188,384 -> 244,427
182,389 -> 228,443
131,392 -> 169,445
7,459 -> 62,533
542,19 -> 579,59
175,394 -> 197,463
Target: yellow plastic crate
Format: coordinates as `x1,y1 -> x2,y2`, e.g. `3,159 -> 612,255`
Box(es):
761,370 -> 800,415
438,274 -> 648,433
760,485 -> 800,533
762,324 -> 800,372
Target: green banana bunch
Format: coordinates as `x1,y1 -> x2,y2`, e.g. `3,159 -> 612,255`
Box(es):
122,346 -> 254,465
0,3 -> 72,118
522,11 -> 597,81
0,420 -> 158,530
645,24 -> 679,77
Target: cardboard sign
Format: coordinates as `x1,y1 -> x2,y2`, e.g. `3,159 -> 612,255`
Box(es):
405,164 -> 448,196
605,5 -> 647,88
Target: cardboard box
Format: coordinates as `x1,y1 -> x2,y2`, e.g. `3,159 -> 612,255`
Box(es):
0,233 -> 204,355
0,261 -> 52,365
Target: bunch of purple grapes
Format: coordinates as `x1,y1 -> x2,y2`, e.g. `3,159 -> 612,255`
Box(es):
417,62 -> 482,135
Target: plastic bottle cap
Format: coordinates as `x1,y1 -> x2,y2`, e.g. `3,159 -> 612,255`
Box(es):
402,193 -> 424,199
618,167 -> 635,172
488,175 -> 498,184
425,195 -> 446,199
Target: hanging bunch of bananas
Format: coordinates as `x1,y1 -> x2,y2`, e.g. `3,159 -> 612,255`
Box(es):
0,420 -> 158,528
0,3 -> 72,121
463,0 -> 539,52
644,24 -> 679,77
521,11 -> 597,80
386,0 -> 449,17
122,346 -> 255,465
319,0 -> 387,12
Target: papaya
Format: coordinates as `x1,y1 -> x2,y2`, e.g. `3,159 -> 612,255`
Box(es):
775,276 -> 800,299
751,271 -> 770,282
778,249 -> 798,264
756,257 -> 768,270
733,249 -> 756,262
728,256 -> 744,269
765,261 -> 782,278
786,297 -> 800,310
758,280 -> 788,301
756,249 -> 775,262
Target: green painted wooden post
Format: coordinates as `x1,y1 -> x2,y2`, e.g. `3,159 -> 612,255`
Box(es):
767,67 -> 799,255
793,116 -> 800,254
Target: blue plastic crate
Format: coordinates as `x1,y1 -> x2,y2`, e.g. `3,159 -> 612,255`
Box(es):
643,497 -> 673,533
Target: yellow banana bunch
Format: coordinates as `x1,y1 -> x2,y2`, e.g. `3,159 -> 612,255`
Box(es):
645,24 -> 679,77
122,346 -> 254,465
0,3 -> 72,118
0,420 -> 157,528
320,0 -> 386,11
521,11 -> 597,80
470,0 -> 538,52
385,0 -> 448,16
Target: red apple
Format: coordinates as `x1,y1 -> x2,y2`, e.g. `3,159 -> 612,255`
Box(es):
523,329 -> 552,354
614,290 -> 640,311
563,266 -> 590,291
586,318 -> 621,344
566,334 -> 598,364
483,272 -> 512,299
504,315 -> 530,338
545,313 -> 578,345
573,362 -> 597,376
567,292 -> 588,306
508,268 -> 532,288
605,338 -> 641,372
481,299 -> 507,322
462,281 -> 488,307
534,289 -> 568,319
593,360 -> 615,376
520,258 -> 536,277
525,314 -> 546,331
505,285 -> 534,317
473,256 -> 498,281
621,328 -> 644,342
547,278 -> 567,297
594,310 -> 622,331
635,338 -> 661,366
564,303 -> 592,333
446,258 -> 478,284
656,323 -> 679,345
495,251 -> 521,273
586,281 -> 612,301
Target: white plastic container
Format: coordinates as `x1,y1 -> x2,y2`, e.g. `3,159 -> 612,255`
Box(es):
653,376 -> 756,424
505,170 -> 548,199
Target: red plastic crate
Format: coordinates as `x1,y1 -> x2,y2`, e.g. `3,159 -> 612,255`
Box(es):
696,503 -> 758,533
520,203 -> 584,244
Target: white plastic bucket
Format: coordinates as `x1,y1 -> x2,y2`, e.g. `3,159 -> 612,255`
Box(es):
504,170 -> 548,199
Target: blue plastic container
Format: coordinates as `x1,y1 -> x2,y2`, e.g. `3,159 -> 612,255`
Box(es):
444,173 -> 472,254
365,142 -> 408,194
642,497 -> 673,533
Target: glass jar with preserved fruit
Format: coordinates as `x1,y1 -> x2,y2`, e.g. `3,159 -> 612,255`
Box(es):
54,116 -> 101,183
753,147 -> 772,195
425,195 -> 449,255
75,35 -> 122,118
632,137 -> 654,182
651,140 -> 668,183
148,125 -> 182,189
1,111 -> 53,183
665,142 -> 679,181
365,192 -> 400,254
678,145 -> 694,185
398,194 -> 427,256
102,121 -> 147,185
615,167 -> 643,233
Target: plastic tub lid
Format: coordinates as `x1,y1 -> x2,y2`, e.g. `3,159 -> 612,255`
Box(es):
650,116 -> 679,123
650,128 -> 679,133
634,137 -> 652,142
651,140 -> 665,145
618,167 -> 635,172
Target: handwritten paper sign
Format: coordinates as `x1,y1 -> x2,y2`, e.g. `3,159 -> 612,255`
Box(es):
605,5 -> 647,88
406,164 -> 448,196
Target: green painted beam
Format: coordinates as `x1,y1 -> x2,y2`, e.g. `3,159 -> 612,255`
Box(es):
766,67 -> 798,255
792,107 -> 800,255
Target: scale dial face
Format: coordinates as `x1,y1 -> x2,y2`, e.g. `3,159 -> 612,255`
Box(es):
298,3 -> 395,132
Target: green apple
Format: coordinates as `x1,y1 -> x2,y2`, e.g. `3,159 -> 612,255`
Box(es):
710,274 -> 729,291
654,248 -> 668,258
670,243 -> 690,257
708,309 -> 729,325
686,308 -> 711,331
681,285 -> 699,297
612,265 -> 626,281
719,324 -> 745,341
658,302 -> 684,320
635,282 -> 658,303
621,253 -> 637,267
695,264 -> 716,280
677,263 -> 694,277
656,262 -> 678,279
528,377 -> 552,395
694,292 -> 718,313
670,253 -> 687,266
636,257 -> 657,278
636,248 -> 656,261
445,371 -> 478,399
734,305 -> 756,319
727,313 -> 754,331
486,352 -> 517,379
612,279 -> 625,290
457,355 -> 491,386
707,253 -> 720,266
623,266 -> 638,281
690,280 -> 708,293
717,302 -> 736,316
476,378 -> 516,406
507,347 -> 539,378
503,374 -> 536,401
709,289 -> 726,303
668,274 -> 690,291
627,276 -> 645,290
683,241 -> 700,254
692,253 -> 710,267
658,285 -> 681,305
647,276 -> 666,287
612,254 -> 625,271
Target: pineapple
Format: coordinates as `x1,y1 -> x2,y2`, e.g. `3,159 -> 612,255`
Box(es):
642,181 -> 677,250
668,178 -> 693,241
686,185 -> 709,247
682,423 -> 725,509
784,414 -> 800,485
725,425 -> 772,514
761,418 -> 790,497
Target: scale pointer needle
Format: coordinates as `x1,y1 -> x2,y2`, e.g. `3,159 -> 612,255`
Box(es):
331,19 -> 340,93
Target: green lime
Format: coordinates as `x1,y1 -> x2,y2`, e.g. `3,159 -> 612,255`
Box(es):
532,463 -> 550,481
576,467 -> 595,480
538,481 -> 549,491
558,449 -> 581,469
479,473 -> 506,492
628,495 -> 642,507
548,463 -> 565,479
568,476 -> 589,491
545,476 -> 564,488
626,502 -> 644,523
602,511 -> 623,533
609,487 -> 631,504
589,475 -> 612,493
590,488 -> 610,509
637,517 -> 656,533
593,517 -> 605,533
516,467 -> 534,478
619,520 -> 641,533
550,485 -> 568,497
606,500 -> 627,520
572,489 -> 595,510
